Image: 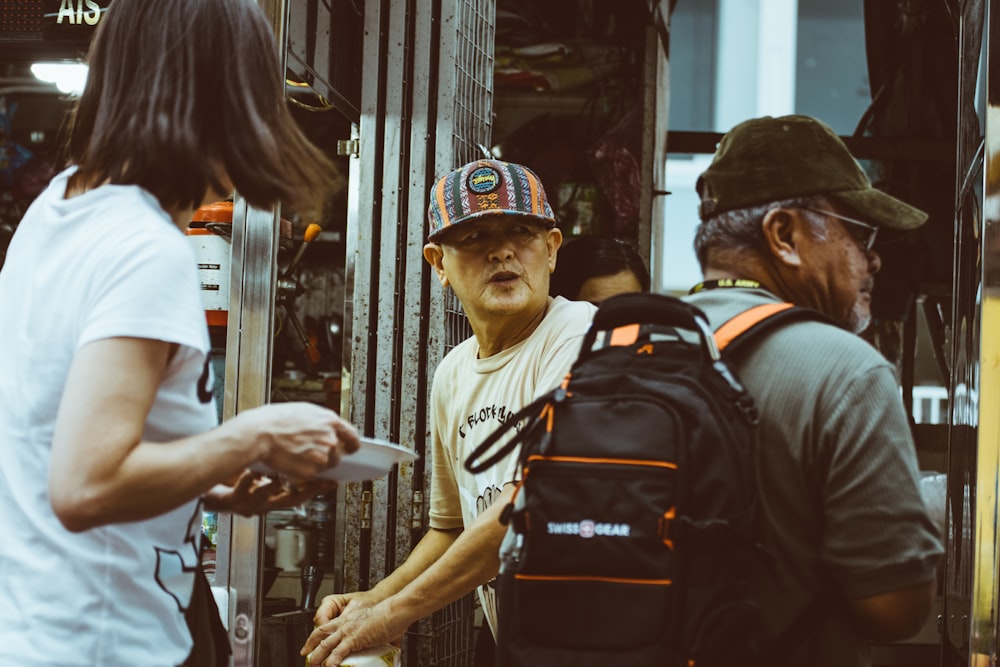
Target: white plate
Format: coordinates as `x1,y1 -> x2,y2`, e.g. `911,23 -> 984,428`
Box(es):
320,437 -> 418,482
251,437 -> 419,483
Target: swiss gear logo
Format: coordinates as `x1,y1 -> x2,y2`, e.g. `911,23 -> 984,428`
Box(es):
546,520 -> 631,538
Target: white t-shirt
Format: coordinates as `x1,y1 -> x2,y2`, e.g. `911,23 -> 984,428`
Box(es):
428,296 -> 596,637
0,168 -> 218,666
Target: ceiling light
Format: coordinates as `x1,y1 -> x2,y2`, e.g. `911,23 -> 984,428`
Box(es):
30,62 -> 88,95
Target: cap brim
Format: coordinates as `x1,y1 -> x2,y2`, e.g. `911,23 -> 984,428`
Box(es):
831,189 -> 928,230
427,210 -> 557,242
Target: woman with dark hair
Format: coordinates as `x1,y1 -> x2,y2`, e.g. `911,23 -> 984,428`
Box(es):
0,1 -> 359,665
549,235 -> 651,304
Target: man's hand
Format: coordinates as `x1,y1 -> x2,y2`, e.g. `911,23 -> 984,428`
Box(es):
303,597 -> 406,666
311,590 -> 377,627
301,528 -> 463,665
302,591 -> 378,661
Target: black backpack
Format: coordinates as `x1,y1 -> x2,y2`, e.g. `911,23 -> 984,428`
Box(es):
465,292 -> 823,667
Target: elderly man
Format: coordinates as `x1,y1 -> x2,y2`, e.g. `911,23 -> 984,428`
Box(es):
302,159 -> 596,666
685,114 -> 943,665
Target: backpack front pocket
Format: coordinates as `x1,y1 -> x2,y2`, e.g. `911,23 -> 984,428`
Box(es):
517,458 -> 677,580
510,574 -> 672,650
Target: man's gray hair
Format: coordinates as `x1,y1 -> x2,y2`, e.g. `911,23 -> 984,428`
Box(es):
693,195 -> 829,269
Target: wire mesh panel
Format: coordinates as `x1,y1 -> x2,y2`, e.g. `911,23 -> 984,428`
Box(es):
451,0 -> 494,161
429,593 -> 476,666
441,0 -> 495,352
444,292 -> 472,349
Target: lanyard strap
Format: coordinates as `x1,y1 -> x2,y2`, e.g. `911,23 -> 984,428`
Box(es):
689,278 -> 763,294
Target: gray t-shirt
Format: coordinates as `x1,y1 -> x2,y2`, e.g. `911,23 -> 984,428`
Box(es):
685,287 -> 943,667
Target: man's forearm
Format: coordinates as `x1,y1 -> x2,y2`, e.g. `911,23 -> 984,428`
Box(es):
847,579 -> 936,641
368,527 -> 462,601
382,485 -> 514,624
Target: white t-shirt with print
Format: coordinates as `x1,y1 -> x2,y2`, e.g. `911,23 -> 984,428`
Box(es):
0,168 -> 218,666
428,296 -> 596,637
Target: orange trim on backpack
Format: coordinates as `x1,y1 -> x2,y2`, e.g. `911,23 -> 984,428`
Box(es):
609,323 -> 640,346
560,372 -> 572,389
659,506 -> 677,550
525,454 -> 677,470
713,302 -> 794,352
537,402 -> 556,433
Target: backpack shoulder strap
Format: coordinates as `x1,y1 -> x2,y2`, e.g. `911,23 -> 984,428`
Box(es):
464,390 -> 555,474
715,302 -> 834,357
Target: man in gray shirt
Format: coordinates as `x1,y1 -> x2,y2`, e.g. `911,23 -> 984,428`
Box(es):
686,114 -> 943,666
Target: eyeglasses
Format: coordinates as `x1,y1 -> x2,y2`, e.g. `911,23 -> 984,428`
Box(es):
801,208 -> 879,252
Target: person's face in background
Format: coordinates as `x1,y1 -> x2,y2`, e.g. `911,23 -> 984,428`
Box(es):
549,236 -> 649,305
576,269 -> 644,305
778,204 -> 882,334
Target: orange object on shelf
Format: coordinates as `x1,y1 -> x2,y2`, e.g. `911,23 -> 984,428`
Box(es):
190,200 -> 293,238
191,200 -> 235,224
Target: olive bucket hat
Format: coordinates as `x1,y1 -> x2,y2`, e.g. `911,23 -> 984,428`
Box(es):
696,114 -> 928,230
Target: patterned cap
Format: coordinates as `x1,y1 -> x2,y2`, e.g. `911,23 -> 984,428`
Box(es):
427,159 -> 557,242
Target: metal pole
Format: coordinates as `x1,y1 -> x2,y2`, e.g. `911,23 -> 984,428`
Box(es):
215,2 -> 288,665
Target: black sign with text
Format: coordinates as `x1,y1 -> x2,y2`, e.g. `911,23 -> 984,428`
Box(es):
0,0 -> 112,60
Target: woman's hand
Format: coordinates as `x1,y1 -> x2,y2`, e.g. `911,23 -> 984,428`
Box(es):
230,402 -> 361,480
203,470 -> 338,516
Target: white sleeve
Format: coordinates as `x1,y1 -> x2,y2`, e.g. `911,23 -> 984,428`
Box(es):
78,231 -> 208,353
